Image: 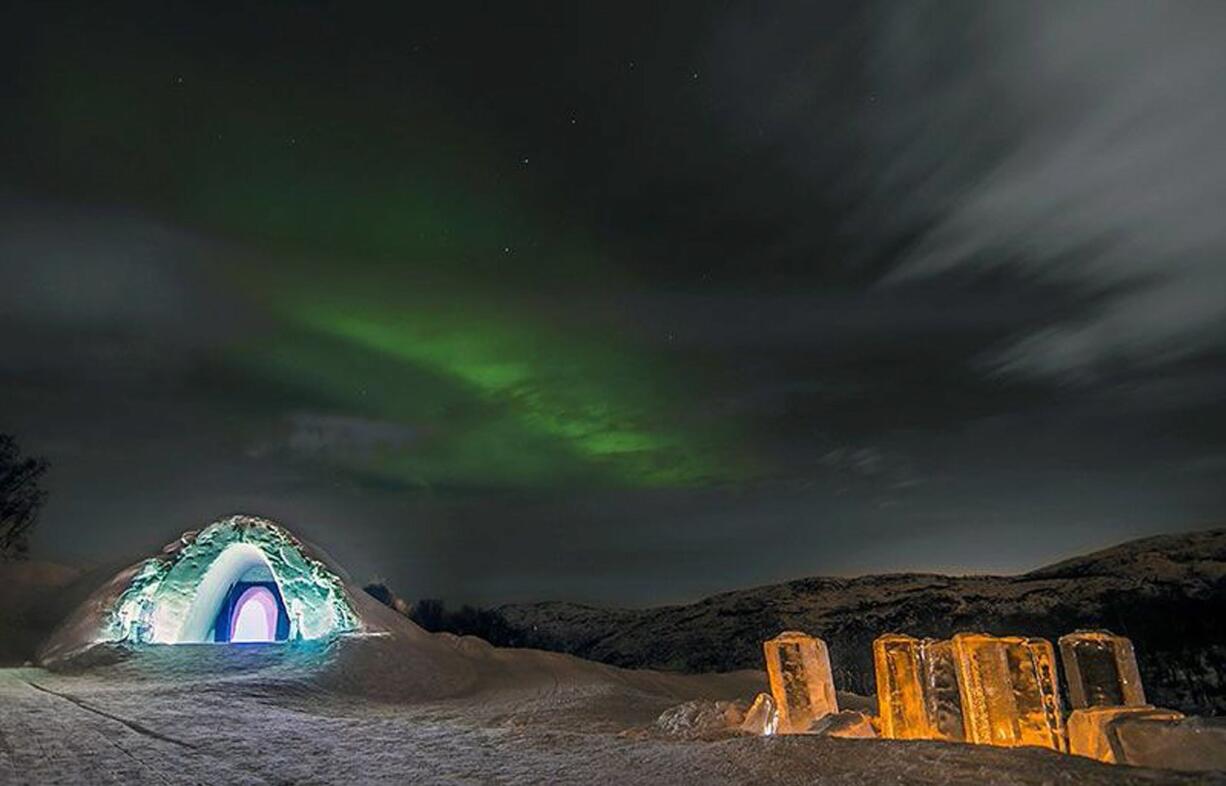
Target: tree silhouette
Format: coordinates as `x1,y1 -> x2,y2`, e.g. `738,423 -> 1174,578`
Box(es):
0,434 -> 48,559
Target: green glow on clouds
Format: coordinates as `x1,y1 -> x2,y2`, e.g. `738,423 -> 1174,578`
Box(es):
264,293 -> 724,487
18,43 -> 752,490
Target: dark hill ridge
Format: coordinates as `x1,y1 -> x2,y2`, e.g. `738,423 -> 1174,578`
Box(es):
481,528 -> 1226,715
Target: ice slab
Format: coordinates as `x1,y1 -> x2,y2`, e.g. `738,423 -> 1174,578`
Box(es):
655,700 -> 746,738
874,634 -> 964,742
924,639 -> 966,742
763,631 -> 838,733
1058,629 -> 1145,709
1110,714 -> 1226,771
740,692 -> 779,736
1068,706 -> 1183,763
812,710 -> 878,739
952,633 -> 1064,751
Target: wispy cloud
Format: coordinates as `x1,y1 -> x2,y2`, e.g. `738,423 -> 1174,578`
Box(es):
876,2 -> 1226,377
0,197 -> 241,382
715,1 -> 1226,380
283,412 -> 420,457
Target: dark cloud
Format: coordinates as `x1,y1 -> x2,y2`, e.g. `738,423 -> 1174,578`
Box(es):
0,201 -> 193,321
0,198 -> 244,385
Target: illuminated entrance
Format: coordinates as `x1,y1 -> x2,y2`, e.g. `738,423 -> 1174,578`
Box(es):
213,580 -> 289,643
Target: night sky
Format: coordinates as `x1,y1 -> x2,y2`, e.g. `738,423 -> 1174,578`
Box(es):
3,1 -> 1225,605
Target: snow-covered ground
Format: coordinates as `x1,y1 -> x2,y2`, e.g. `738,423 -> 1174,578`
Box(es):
4,528 -> 1222,785
0,636 -> 1217,785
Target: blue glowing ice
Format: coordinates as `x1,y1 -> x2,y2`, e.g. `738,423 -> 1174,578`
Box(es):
104,515 -> 360,644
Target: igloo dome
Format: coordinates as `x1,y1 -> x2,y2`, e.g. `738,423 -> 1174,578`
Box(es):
41,515 -> 371,663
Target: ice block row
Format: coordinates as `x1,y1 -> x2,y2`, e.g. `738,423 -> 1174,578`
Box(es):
759,628 -> 1181,763
875,632 -> 1066,749
874,629 -> 1173,761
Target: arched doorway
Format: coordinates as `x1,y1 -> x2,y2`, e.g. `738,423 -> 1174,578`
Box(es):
163,543 -> 292,643
233,587 -> 278,641
212,582 -> 290,642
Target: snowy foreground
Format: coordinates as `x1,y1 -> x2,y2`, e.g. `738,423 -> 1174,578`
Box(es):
2,633 -> 1220,785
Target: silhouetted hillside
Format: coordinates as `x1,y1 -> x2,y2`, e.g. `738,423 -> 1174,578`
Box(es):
424,528 -> 1226,716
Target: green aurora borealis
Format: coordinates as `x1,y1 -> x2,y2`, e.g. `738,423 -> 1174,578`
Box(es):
10,30 -> 747,490
241,293 -> 738,488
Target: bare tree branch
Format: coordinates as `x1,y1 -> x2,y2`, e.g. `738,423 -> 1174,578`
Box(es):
0,434 -> 49,559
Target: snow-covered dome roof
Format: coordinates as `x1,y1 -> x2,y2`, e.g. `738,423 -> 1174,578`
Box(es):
40,514 -> 377,664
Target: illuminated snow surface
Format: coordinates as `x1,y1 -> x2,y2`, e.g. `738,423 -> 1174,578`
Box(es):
3,630 -> 1219,783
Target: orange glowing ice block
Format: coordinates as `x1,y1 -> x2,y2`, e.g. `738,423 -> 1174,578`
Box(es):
1058,629 -> 1145,709
763,631 -> 838,733
873,634 -> 964,741
952,633 -> 1065,751
875,634 -> 926,739
1067,706 -> 1184,763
